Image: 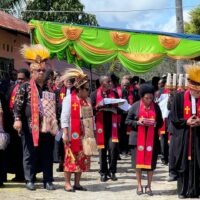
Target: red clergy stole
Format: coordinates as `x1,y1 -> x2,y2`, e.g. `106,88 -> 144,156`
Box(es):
59,85 -> 67,104
96,87 -> 118,149
70,91 -> 81,153
136,100 -> 156,169
116,85 -> 134,105
159,88 -> 169,135
116,85 -> 134,135
30,79 -> 40,147
9,84 -> 20,110
183,90 -> 200,160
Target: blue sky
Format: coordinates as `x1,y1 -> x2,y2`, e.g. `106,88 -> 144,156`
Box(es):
80,0 -> 200,33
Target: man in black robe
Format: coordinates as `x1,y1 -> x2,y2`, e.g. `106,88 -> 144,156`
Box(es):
90,75 -> 120,182
6,68 -> 30,181
117,77 -> 137,156
170,65 -> 200,198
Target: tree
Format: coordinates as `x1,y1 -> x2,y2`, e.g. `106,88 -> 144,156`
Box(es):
185,6 -> 200,34
0,0 -> 27,18
22,0 -> 98,25
0,0 -> 19,8
0,0 -> 98,26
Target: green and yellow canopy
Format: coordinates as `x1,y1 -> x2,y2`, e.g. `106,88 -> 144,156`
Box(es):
29,20 -> 200,73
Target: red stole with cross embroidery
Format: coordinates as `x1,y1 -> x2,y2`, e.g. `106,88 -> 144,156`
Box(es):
59,85 -> 67,104
30,79 -> 40,147
9,84 -> 20,110
70,91 -> 81,153
96,87 -> 118,149
116,85 -> 134,134
136,100 -> 156,169
183,90 -> 200,160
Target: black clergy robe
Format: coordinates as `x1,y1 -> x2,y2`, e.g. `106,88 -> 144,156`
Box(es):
171,92 -> 200,198
0,92 -> 10,184
125,100 -> 163,170
6,85 -> 24,179
90,90 -> 120,176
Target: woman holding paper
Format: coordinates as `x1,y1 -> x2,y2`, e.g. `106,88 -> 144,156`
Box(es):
126,84 -> 163,196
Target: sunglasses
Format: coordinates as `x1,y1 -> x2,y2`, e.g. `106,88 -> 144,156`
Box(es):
35,69 -> 46,73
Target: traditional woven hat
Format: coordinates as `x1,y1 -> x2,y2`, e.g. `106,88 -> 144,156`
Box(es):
60,67 -> 88,88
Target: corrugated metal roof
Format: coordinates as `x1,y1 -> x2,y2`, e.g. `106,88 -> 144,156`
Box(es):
0,11 -> 29,34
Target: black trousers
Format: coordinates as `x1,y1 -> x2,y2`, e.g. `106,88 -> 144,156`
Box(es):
99,137 -> 119,175
119,114 -> 129,154
21,130 -> 54,183
160,133 -> 169,164
53,139 -> 64,166
168,135 -> 177,178
0,150 -> 6,183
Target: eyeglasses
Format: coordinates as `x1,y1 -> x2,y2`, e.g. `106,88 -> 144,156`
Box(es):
17,78 -> 25,81
35,69 -> 46,73
84,87 -> 90,91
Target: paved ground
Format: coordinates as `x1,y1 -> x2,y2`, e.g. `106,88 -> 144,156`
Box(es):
0,155 -> 178,200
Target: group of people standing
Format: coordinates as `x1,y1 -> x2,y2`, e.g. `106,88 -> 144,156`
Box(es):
0,43 -> 200,199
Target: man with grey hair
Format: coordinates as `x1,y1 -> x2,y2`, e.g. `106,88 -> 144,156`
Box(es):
116,77 -> 135,156
91,75 -> 120,182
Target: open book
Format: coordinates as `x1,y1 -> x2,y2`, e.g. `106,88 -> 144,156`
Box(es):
98,98 -> 131,112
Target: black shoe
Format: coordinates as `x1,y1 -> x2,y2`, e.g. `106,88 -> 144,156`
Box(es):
44,182 -> 55,190
26,182 -> 36,191
73,185 -> 87,191
110,173 -> 118,181
178,195 -> 186,199
100,174 -> 108,182
167,176 -> 177,182
0,182 -> 5,188
117,155 -> 121,160
56,166 -> 63,172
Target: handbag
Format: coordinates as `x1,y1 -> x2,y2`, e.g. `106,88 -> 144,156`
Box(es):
40,91 -> 58,135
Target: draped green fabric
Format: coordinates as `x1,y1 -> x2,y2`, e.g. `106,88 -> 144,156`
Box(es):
29,20 -> 200,73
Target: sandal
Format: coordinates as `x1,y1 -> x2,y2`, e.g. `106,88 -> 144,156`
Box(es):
64,185 -> 75,192
145,185 -> 153,196
136,186 -> 143,195
73,185 -> 87,191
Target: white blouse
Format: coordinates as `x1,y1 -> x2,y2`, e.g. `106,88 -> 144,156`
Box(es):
61,94 -> 71,129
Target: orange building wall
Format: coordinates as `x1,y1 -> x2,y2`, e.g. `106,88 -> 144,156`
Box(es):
0,28 -> 30,69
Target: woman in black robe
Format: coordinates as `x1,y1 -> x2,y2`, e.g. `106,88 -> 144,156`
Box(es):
126,84 -> 163,196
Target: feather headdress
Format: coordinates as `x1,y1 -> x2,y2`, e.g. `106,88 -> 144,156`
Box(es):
185,64 -> 200,90
20,44 -> 50,70
60,67 -> 88,88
